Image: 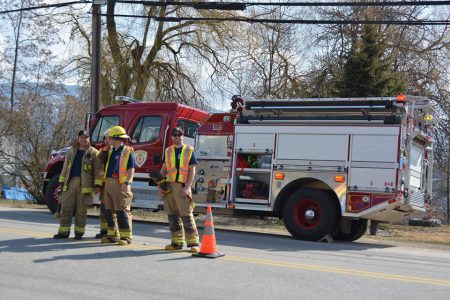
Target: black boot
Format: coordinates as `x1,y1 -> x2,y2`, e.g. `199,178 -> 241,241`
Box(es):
95,231 -> 106,239
53,233 -> 69,239
74,233 -> 83,240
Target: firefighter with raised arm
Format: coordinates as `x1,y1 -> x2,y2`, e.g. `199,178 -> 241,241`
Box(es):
53,130 -> 102,240
95,130 -> 118,239
160,127 -> 200,253
101,126 -> 136,246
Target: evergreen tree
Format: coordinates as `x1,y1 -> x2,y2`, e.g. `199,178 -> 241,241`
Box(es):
337,25 -> 406,97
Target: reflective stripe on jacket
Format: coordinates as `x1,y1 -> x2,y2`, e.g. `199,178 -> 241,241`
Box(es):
59,146 -> 101,194
165,144 -> 194,183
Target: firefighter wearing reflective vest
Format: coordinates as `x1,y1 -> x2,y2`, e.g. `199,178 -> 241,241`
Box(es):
53,130 -> 102,240
160,127 -> 200,253
95,130 -> 118,239
101,126 -> 136,246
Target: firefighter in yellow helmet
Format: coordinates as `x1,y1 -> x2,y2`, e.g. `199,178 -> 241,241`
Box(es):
159,127 -> 200,253
53,130 -> 102,240
101,126 -> 136,246
95,129 -> 118,239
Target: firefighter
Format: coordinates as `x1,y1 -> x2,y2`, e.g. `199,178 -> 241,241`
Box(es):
160,127 -> 200,253
53,130 -> 101,240
101,126 -> 136,246
95,130 -> 118,239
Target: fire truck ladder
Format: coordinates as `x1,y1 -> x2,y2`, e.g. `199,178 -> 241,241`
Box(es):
240,96 -> 430,125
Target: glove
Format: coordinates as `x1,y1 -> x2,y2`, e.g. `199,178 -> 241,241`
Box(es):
149,171 -> 171,194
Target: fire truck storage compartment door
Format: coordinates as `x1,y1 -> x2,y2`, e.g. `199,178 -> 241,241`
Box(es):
409,143 -> 423,189
235,133 -> 274,152
349,134 -> 398,190
277,134 -> 348,161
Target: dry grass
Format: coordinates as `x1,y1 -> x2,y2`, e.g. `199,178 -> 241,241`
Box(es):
361,223 -> 450,249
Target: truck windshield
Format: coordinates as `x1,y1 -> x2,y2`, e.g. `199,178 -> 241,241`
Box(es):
91,116 -> 120,142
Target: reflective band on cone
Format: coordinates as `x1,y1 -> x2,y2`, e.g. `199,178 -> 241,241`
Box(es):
192,205 -> 224,258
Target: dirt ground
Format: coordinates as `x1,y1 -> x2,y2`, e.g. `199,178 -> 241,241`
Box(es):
2,199 -> 450,250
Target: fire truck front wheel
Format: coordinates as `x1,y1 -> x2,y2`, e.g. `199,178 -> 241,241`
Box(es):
283,188 -> 338,241
45,174 -> 61,214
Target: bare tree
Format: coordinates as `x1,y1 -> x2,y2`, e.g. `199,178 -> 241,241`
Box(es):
62,2 -> 242,108
0,0 -> 61,110
223,6 -> 310,99
0,92 -> 86,202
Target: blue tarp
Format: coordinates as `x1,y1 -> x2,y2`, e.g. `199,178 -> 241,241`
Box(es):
2,187 -> 34,201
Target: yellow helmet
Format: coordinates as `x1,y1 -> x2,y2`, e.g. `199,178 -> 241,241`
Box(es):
108,126 -> 130,139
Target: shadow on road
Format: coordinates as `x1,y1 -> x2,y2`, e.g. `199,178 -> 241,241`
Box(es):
33,248 -> 169,263
0,207 -> 394,255
0,237 -> 105,254
0,209 -> 55,224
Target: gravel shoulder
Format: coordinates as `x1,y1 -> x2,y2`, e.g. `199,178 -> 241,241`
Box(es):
2,199 -> 450,250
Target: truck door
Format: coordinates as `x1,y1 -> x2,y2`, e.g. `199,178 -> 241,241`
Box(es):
127,113 -> 167,209
348,130 -> 399,193
408,142 -> 426,208
129,114 -> 166,172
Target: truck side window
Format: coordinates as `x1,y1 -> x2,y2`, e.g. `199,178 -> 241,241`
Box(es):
132,116 -> 162,143
177,119 -> 200,138
91,116 -> 120,142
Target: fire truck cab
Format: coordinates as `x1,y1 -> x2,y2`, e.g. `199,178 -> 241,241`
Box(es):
191,95 -> 434,241
43,97 -> 208,213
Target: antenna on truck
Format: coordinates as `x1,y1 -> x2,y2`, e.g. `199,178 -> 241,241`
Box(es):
115,96 -> 142,104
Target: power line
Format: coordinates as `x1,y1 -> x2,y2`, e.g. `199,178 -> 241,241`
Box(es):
0,1 -> 90,15
116,0 -> 450,9
99,13 -> 450,26
2,0 -> 450,15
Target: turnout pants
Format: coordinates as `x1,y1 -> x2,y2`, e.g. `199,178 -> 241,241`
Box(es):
164,182 -> 199,247
104,178 -> 133,240
99,187 -> 118,235
58,177 -> 92,236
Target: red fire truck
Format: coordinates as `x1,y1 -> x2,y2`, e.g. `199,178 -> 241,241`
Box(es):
43,95 -> 434,242
191,95 -> 434,241
43,97 -> 208,213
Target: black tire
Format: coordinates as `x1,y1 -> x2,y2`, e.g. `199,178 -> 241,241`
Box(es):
283,188 -> 338,241
45,174 -> 61,214
333,219 -> 368,241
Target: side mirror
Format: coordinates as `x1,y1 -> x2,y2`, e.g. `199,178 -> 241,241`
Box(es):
131,139 -> 138,144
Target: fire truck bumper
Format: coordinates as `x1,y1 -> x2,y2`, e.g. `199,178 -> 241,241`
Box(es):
344,201 -> 425,223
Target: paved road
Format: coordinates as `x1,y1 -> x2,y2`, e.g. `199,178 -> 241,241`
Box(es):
1,206 -> 450,300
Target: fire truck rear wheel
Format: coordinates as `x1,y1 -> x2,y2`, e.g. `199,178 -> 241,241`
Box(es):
45,174 -> 61,214
333,219 -> 368,241
283,188 -> 338,241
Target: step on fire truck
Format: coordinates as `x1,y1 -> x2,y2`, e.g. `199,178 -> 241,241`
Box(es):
192,95 -> 434,241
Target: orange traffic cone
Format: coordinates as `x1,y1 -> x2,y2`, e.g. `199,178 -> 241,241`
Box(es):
192,205 -> 224,258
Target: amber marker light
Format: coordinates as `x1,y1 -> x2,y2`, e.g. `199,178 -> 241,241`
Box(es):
396,94 -> 407,103
274,172 -> 285,180
334,175 -> 345,182
424,114 -> 433,121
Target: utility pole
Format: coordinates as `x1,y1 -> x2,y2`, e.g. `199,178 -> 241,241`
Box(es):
91,1 -> 105,113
